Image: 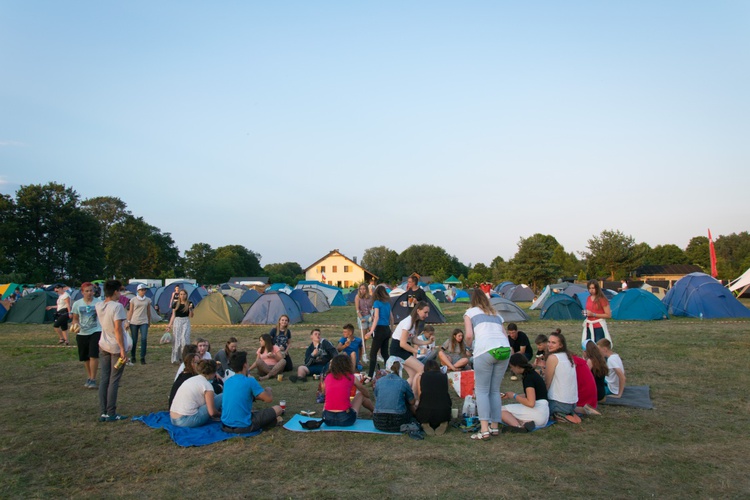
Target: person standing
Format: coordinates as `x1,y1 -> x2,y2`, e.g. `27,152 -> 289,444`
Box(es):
354,283 -> 373,362
167,289 -> 194,364
47,284 -> 71,345
464,288 -> 511,440
583,280 -> 612,344
96,279 -> 131,422
70,282 -> 102,389
365,285 -> 393,380
127,284 -> 152,365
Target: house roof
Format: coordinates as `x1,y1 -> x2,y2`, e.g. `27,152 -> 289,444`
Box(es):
635,265 -> 703,276
304,249 -> 378,279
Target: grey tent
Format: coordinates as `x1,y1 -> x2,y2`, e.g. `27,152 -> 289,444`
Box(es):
303,288 -> 331,313
489,297 -> 530,323
241,292 -> 303,325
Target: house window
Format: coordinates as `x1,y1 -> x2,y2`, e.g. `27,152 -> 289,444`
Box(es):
344,266 -> 349,272
344,281 -> 350,288
320,266 -> 325,273
332,266 -> 338,272
328,281 -> 333,286
337,281 -> 342,288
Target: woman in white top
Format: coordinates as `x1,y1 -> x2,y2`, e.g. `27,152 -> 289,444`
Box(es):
127,284 -> 152,365
464,289 -> 510,440
170,359 -> 222,427
544,330 -> 581,424
390,301 -> 430,394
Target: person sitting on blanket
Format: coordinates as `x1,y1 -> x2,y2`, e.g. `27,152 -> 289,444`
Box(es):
501,353 -> 549,431
533,334 -> 548,375
221,351 -> 283,433
584,340 -> 608,403
250,334 -> 287,381
372,359 -> 415,432
169,351 -> 200,408
544,330 -> 581,424
291,329 -> 338,383
336,324 -> 364,372
170,360 -> 223,428
438,328 -> 471,372
596,339 -> 626,399
573,354 -> 601,416
214,337 -> 238,381
414,359 -> 451,435
321,354 -> 373,427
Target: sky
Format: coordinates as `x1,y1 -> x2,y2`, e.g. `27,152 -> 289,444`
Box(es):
1,1 -> 748,270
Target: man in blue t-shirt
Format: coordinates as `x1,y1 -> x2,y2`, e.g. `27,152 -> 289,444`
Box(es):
221,351 -> 283,433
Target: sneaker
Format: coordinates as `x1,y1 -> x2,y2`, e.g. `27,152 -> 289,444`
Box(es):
84,379 -> 91,388
107,414 -> 128,422
289,375 -> 298,383
377,355 -> 384,363
523,421 -> 536,432
126,361 -> 134,367
140,358 -> 146,365
99,414 -> 109,422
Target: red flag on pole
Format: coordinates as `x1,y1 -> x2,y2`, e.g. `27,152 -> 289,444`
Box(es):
708,229 -> 718,278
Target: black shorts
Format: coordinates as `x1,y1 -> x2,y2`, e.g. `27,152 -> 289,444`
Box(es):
222,407 -> 278,433
54,309 -> 70,330
389,339 -> 413,361
77,332 -> 101,361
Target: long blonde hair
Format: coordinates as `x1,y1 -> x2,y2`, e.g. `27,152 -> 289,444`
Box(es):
470,288 -> 497,315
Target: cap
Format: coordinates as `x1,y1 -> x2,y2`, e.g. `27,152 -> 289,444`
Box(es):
137,284 -> 148,290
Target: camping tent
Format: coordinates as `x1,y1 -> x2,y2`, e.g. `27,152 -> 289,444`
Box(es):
0,301 -> 9,322
729,268 -> 750,297
443,275 -> 462,285
662,272 -> 750,319
389,287 -> 406,297
289,289 -> 318,313
563,284 -> 588,299
640,283 -> 668,300
530,283 -> 571,310
489,297 -> 530,322
302,288 -> 331,312
610,288 -> 668,320
124,282 -> 155,298
539,294 -> 583,320
295,281 -> 346,306
504,284 -> 535,302
0,283 -> 22,300
221,287 -> 260,306
241,292 -> 303,325
454,290 -> 470,303
192,293 -> 244,325
391,292 -> 446,324
494,281 -> 515,294
432,290 -> 447,303
153,282 -> 207,315
3,291 -> 57,323
266,283 -> 293,294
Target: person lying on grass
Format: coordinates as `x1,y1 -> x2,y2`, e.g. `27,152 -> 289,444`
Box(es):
170,360 -> 222,428
221,351 -> 283,433
596,339 -> 626,399
501,353 -> 548,432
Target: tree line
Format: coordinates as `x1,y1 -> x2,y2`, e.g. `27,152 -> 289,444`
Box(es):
1,182 -> 748,289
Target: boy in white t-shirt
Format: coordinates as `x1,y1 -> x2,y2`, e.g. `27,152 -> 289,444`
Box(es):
596,339 -> 626,398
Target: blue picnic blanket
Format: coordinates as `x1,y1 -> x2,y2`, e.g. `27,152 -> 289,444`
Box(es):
283,413 -> 401,434
132,411 -> 261,447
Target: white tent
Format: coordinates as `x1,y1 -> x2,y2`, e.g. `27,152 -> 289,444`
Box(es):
729,268 -> 750,296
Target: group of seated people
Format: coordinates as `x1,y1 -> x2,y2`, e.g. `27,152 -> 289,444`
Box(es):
166,320 -> 626,435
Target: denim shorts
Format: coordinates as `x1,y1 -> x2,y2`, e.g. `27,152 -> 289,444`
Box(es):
323,409 -> 357,427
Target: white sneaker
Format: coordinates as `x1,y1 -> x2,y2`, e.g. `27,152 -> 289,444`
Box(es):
126,361 -> 134,367
377,355 -> 385,363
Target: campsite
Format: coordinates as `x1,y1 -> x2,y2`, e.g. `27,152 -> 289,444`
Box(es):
1,301 -> 749,498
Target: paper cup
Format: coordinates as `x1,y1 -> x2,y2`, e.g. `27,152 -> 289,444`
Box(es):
451,408 -> 459,419
277,374 -> 283,382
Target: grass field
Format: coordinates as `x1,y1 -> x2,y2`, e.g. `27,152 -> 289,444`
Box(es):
2,302 -> 749,498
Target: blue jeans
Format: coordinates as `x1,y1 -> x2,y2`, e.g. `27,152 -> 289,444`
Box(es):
172,394 -> 223,428
549,399 -> 575,416
130,323 -> 149,361
473,351 -> 509,424
323,408 -> 357,427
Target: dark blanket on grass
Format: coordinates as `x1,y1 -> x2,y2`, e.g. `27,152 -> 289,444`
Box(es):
132,411 -> 261,447
600,385 -> 654,410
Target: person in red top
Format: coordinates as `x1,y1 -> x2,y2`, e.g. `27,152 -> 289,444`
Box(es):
321,354 -> 372,427
480,282 -> 492,298
573,355 -> 601,416
583,280 -> 611,344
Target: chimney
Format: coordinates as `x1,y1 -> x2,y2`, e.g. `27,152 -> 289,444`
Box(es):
353,256 -> 357,264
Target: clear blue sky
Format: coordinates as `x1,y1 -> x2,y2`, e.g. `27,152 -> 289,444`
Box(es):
1,1 -> 748,269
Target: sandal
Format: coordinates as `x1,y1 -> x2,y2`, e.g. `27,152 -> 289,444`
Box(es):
489,427 -> 500,436
470,431 -> 490,440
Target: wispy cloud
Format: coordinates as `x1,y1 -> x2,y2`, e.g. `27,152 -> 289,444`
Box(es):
0,140 -> 27,147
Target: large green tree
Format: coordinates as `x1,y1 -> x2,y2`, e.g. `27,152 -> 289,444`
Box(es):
509,234 -> 562,292
398,244 -> 467,281
106,215 -> 181,280
685,236 -> 709,270
204,245 -> 262,284
12,183 -> 103,282
184,243 -> 216,284
81,196 -> 130,249
715,232 -> 750,280
489,255 -> 509,283
263,262 -> 304,285
583,230 -> 644,281
0,194 -> 16,274
646,244 -> 688,266
361,246 -> 402,283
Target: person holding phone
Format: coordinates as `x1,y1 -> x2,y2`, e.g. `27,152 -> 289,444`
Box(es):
167,289 -> 194,364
